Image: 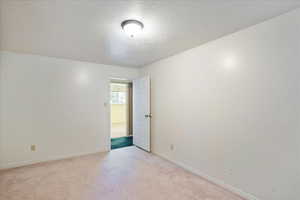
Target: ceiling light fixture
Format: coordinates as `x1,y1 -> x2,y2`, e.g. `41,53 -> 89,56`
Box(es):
121,19 -> 144,38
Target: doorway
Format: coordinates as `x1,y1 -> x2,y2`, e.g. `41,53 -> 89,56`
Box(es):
109,76 -> 151,152
110,81 -> 133,149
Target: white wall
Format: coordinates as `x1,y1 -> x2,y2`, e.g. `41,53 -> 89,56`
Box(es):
0,51 -> 139,169
142,9 -> 300,200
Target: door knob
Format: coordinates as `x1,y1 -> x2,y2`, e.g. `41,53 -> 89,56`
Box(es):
145,114 -> 152,118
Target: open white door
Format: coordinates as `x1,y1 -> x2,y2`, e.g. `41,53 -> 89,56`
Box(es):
133,76 -> 151,152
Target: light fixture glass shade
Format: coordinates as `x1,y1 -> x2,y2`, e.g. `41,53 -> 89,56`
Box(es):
121,20 -> 144,37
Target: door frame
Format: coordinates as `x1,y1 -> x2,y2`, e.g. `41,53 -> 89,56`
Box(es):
108,78 -> 134,151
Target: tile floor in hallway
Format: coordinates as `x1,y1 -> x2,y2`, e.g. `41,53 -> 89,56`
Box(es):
0,147 -> 245,200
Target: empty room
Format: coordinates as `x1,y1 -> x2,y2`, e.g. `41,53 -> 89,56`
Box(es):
0,0 -> 299,200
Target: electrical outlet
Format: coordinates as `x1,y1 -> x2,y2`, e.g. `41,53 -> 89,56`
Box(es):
170,144 -> 174,151
30,145 -> 36,151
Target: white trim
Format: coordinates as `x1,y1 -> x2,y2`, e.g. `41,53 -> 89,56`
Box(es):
0,148 -> 109,170
110,77 -> 132,84
107,78 -> 112,151
154,152 -> 261,200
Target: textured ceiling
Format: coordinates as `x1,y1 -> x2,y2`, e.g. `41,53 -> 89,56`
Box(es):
1,0 -> 300,67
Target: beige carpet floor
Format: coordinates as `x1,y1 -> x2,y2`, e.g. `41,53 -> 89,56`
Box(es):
0,147 -> 245,200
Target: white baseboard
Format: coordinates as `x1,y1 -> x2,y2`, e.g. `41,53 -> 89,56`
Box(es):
0,148 -> 109,170
154,152 -> 261,200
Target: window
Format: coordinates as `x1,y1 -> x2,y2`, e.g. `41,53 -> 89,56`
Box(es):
111,91 -> 126,104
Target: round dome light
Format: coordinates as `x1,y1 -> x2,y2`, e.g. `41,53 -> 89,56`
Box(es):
121,19 -> 144,38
